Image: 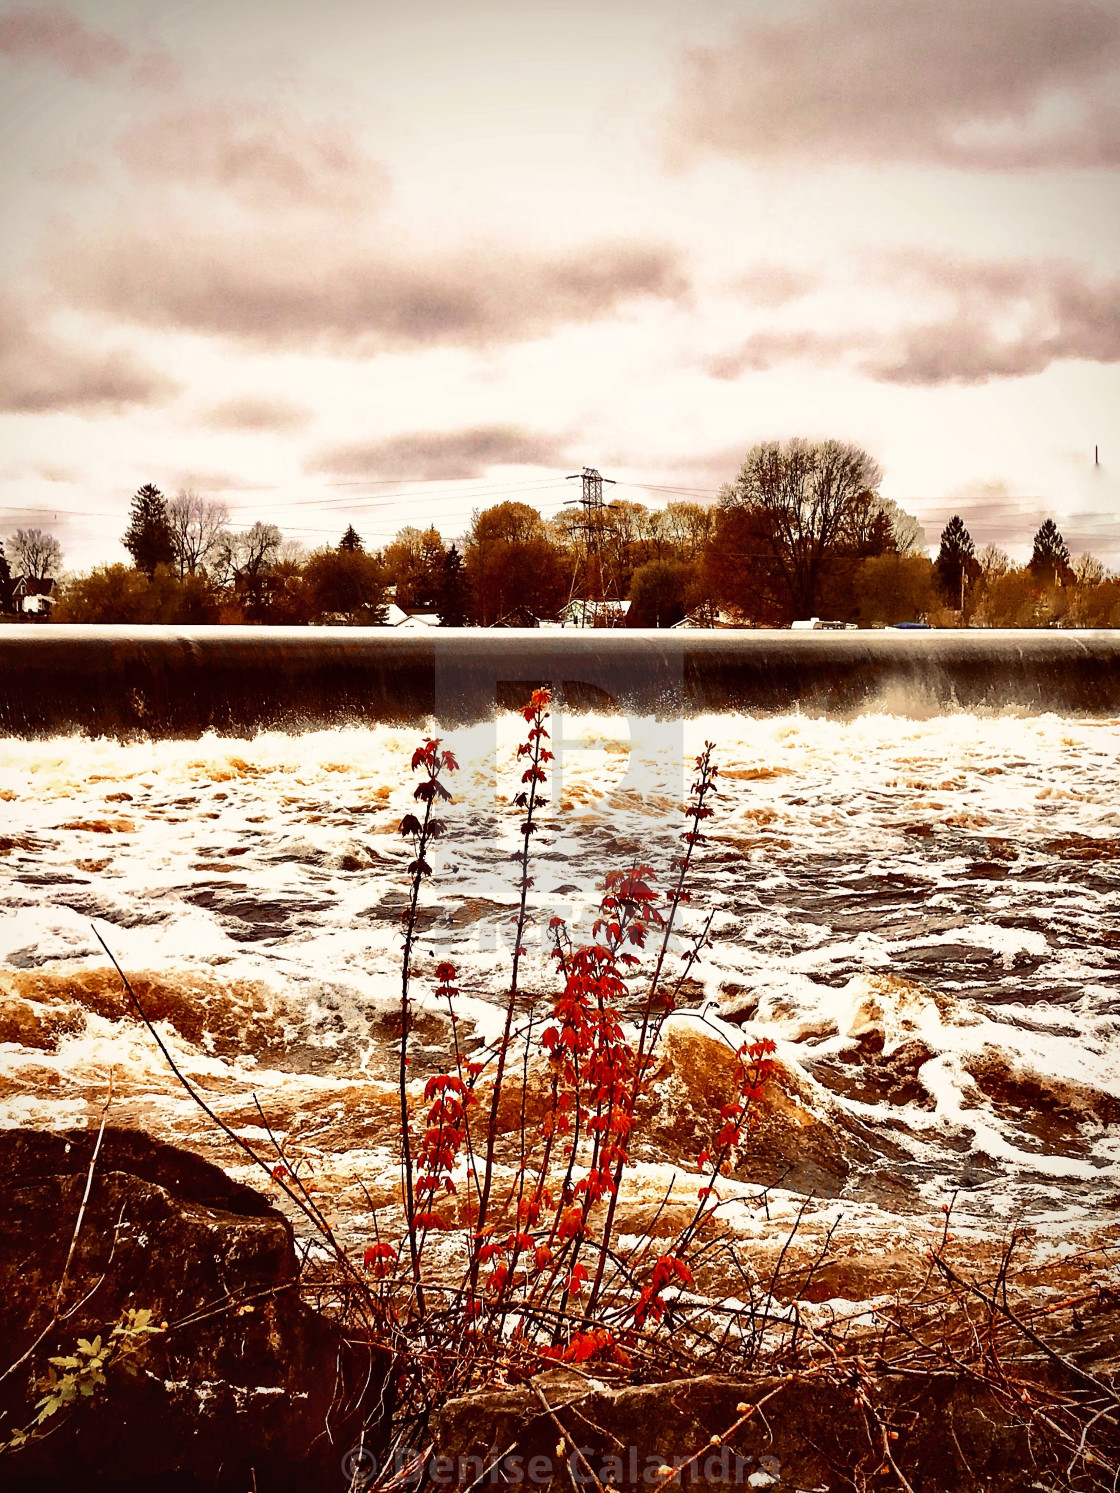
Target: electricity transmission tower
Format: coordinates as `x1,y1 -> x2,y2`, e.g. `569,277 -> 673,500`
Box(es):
566,467 -> 616,618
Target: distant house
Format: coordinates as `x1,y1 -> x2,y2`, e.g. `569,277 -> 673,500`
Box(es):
488,605 -> 541,629
13,577 -> 55,619
384,603 -> 439,629
313,602 -> 439,628
558,599 -> 631,629
670,609 -> 735,630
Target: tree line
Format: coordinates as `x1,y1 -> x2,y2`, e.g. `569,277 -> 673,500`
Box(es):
930,512 -> 1120,628
3,442 -> 1117,627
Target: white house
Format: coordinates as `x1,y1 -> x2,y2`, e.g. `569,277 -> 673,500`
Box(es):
383,603 -> 439,629
558,599 -> 631,629
670,609 -> 735,630
13,577 -> 55,618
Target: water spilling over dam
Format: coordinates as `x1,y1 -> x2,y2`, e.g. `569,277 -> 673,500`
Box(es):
1,625 -> 1119,736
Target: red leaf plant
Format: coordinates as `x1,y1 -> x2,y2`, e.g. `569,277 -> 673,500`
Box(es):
371,693 -> 774,1390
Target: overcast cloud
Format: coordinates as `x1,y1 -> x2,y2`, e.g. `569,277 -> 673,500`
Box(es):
0,0 -> 1117,568
708,256 -> 1120,385
675,0 -> 1120,169
0,295 -> 176,413
312,426 -> 572,481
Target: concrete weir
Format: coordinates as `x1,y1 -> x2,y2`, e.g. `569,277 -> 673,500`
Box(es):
1,625 -> 1118,736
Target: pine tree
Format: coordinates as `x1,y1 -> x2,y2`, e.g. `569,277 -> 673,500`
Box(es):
935,515 -> 976,607
1029,519 -> 1072,585
339,525 -> 364,552
414,529 -> 448,611
436,545 -> 471,627
123,484 -> 175,577
0,542 -> 12,615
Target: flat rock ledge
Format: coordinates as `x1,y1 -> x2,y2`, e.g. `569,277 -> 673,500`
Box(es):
433,1363 -> 1099,1493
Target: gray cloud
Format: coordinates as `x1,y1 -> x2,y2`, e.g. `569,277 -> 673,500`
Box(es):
49,228 -> 688,352
0,298 -> 177,414
201,395 -> 311,432
733,265 -> 817,308
676,0 -> 1120,168
0,4 -> 128,77
0,4 -> 176,85
311,426 -> 570,480
116,100 -> 389,213
37,93 -> 688,355
707,256 -> 1120,384
868,257 -> 1120,383
706,329 -> 852,380
165,470 -> 271,494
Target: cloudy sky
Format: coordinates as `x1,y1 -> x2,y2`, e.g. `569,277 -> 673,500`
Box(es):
1,0 -> 1118,571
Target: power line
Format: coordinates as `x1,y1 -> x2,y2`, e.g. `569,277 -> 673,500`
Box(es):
616,481 -> 721,497
0,486 -> 587,548
0,474 -> 568,512
0,479 -> 572,522
223,479 -> 569,515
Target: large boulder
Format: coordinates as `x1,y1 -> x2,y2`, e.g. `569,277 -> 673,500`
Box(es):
488,1019 -> 857,1198
0,1127 -> 386,1492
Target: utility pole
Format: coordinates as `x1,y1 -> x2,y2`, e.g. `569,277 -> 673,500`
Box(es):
565,467 -> 616,624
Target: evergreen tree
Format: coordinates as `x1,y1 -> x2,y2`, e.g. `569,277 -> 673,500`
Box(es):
123,484 -> 175,576
0,542 -> 12,615
339,525 -> 364,552
935,515 -> 977,607
436,545 -> 471,626
414,528 -> 447,610
1029,519 -> 1073,585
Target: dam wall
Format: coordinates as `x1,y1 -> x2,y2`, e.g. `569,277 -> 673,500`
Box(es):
1,625 -> 1118,737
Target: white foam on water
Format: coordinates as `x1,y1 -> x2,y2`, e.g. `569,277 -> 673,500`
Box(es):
2,710 -> 1118,1238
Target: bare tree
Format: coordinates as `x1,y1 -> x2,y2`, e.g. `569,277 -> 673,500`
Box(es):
240,521 -> 282,576
277,538 -> 308,565
978,544 -> 1012,581
9,528 -> 63,581
208,531 -> 238,590
207,522 -> 283,620
720,439 -> 883,618
1073,552 -> 1107,586
662,501 -> 715,560
211,522 -> 282,588
166,490 -> 229,577
875,497 -> 924,556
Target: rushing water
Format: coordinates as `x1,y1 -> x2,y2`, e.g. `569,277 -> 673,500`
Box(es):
2,708 -> 1118,1250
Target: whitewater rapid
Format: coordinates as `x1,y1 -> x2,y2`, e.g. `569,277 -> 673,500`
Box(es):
2,709 -> 1119,1248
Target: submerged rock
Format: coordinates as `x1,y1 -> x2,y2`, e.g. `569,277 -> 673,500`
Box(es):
0,1127 -> 385,1492
635,1020 -> 855,1197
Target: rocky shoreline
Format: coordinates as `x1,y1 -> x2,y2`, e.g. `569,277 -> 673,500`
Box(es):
3,1122 -> 1117,1491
